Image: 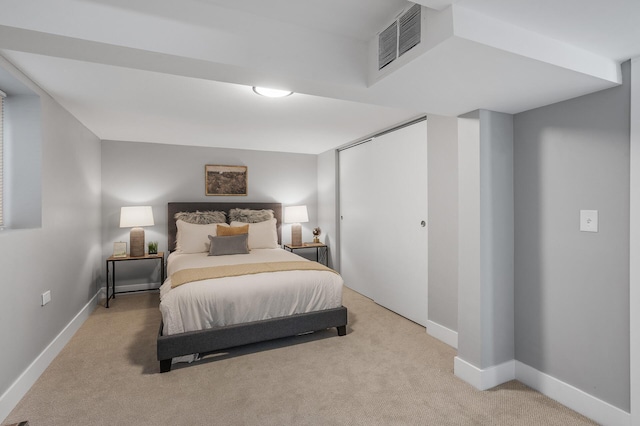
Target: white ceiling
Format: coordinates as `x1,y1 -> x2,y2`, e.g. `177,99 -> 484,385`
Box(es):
0,0 -> 638,154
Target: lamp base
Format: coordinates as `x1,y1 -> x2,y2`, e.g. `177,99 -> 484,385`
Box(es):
291,223 -> 302,246
130,227 -> 145,257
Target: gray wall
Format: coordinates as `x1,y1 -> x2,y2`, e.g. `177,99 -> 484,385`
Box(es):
101,140 -> 318,287
427,114 -> 459,332
514,62 -> 630,410
0,57 -> 102,407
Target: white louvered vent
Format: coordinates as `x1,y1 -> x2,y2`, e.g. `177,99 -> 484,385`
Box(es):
378,21 -> 398,70
377,3 -> 422,71
399,4 -> 421,56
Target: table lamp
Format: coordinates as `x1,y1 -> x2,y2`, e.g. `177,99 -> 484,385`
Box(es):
284,205 -> 308,246
120,206 -> 154,257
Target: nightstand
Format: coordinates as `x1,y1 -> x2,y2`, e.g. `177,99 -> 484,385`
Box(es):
284,243 -> 328,266
105,252 -> 164,308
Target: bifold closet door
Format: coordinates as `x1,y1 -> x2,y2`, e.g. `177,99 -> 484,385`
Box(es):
339,120 -> 428,326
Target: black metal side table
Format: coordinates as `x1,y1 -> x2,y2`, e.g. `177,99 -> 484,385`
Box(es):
105,252 -> 164,308
284,243 -> 328,266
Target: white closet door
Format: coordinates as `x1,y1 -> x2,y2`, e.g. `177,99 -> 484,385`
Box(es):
338,141 -> 375,298
339,120 -> 428,325
369,122 -> 428,325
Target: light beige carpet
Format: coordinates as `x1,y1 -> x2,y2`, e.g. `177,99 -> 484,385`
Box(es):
5,287 -> 596,426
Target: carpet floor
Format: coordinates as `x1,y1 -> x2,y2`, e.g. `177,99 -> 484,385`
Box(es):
4,287 -> 597,425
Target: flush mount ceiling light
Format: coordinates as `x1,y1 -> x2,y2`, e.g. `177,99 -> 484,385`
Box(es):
252,86 -> 293,98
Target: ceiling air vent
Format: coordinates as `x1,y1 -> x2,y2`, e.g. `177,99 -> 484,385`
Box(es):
399,4 -> 421,57
378,21 -> 398,70
377,3 -> 422,71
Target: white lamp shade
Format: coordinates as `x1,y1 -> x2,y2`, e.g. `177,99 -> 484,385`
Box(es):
120,206 -> 155,228
284,205 -> 309,224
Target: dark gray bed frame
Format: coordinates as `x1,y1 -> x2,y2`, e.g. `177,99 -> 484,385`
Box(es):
157,202 -> 348,372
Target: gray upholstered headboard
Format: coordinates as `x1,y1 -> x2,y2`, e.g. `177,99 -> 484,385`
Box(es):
167,202 -> 282,252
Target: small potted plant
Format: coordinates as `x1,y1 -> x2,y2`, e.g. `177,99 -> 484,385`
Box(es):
148,241 -> 158,255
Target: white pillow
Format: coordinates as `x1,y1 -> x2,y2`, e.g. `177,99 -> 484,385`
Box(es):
176,220 -> 230,253
231,218 -> 278,249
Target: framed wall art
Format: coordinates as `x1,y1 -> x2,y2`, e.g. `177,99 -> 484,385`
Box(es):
205,165 -> 248,196
113,241 -> 127,258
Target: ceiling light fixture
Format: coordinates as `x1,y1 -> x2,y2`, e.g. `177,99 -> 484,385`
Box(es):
252,86 -> 293,98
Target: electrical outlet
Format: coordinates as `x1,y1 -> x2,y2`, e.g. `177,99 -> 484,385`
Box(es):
41,290 -> 51,306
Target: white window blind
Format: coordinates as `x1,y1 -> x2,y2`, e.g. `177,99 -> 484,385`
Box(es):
0,89 -> 5,227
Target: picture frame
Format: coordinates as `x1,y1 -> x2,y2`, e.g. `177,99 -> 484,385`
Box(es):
113,241 -> 127,258
205,165 -> 248,196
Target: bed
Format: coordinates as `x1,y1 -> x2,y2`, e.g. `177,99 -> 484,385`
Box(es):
156,202 -> 348,372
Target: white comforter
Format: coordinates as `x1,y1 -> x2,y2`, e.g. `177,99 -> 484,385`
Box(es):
159,248 -> 343,337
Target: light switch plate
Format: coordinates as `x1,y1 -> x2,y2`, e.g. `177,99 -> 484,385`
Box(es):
580,210 -> 598,232
41,290 -> 51,306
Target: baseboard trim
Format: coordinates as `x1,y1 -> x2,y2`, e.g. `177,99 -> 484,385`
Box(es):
426,320 -> 458,348
453,358 -> 632,425
0,290 -> 99,423
454,356 -> 515,391
515,362 -> 630,426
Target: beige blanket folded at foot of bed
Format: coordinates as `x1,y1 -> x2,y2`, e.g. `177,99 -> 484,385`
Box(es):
171,260 -> 338,288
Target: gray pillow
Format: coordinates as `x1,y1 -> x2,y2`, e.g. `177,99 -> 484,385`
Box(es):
174,210 -> 226,224
208,234 -> 249,256
228,208 -> 274,223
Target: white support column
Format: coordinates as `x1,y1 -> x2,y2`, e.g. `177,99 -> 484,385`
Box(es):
630,56 -> 640,426
455,110 -> 515,390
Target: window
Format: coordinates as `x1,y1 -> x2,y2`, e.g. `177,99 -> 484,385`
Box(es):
0,89 -> 4,227
0,65 -> 42,230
